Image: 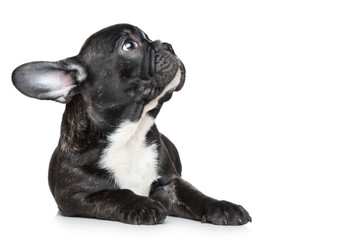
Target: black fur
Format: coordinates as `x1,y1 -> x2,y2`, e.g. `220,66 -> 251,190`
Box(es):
12,24 -> 251,225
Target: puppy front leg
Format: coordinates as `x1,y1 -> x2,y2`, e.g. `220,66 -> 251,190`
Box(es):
64,189 -> 167,225
150,178 -> 251,225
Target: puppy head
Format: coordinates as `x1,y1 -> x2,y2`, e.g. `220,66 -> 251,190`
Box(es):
12,24 -> 185,118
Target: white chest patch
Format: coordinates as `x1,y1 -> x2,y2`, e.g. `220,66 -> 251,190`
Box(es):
99,68 -> 182,197
100,117 -> 158,196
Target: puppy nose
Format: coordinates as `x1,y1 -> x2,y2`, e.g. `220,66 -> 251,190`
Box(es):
161,42 -> 175,54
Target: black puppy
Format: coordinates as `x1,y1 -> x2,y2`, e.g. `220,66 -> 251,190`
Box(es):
12,24 -> 251,225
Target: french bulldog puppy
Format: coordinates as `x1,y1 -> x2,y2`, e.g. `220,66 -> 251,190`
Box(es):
12,24 -> 251,225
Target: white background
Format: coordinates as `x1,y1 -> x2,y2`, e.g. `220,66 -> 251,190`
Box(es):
1,0 -> 359,239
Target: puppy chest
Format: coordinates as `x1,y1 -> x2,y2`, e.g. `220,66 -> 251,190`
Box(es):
99,120 -> 159,197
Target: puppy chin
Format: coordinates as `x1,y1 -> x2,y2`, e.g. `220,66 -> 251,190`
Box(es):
164,67 -> 182,94
142,67 -> 182,114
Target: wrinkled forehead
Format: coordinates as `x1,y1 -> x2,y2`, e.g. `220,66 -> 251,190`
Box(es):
79,24 -> 150,56
111,24 -> 148,38
118,27 -> 150,41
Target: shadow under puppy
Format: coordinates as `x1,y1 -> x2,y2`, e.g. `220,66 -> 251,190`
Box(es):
12,24 -> 251,225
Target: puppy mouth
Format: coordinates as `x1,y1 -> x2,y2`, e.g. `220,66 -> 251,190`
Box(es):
142,61 -> 184,101
139,41 -> 185,103
153,50 -> 179,86
143,42 -> 184,93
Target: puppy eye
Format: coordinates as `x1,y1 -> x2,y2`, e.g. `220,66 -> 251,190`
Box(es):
122,40 -> 138,51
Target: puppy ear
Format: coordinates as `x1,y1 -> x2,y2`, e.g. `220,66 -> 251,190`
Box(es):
12,58 -> 87,103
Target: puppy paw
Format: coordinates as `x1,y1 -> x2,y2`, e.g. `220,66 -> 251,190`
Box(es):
201,200 -> 251,226
122,198 -> 167,225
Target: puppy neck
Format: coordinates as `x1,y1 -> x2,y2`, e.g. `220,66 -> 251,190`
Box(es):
59,95 -> 103,152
